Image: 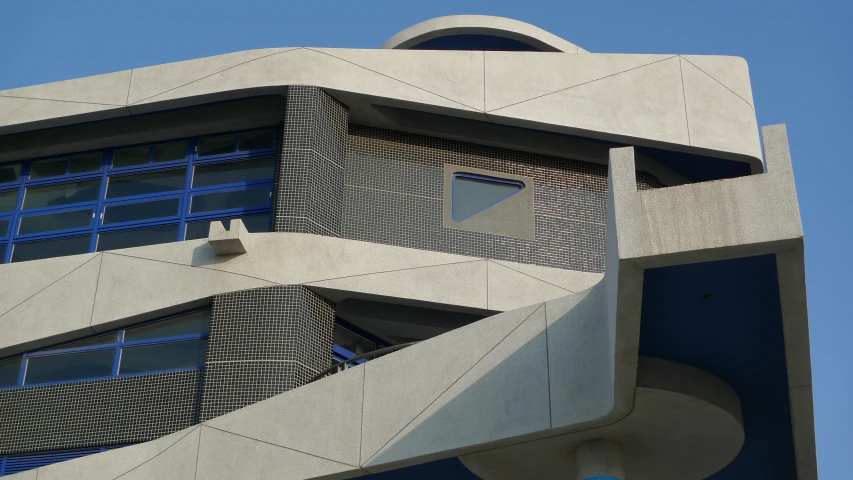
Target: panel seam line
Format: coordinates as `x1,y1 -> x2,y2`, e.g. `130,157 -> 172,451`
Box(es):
488,55 -> 678,113
0,254 -> 102,324
362,303 -> 546,466
203,425 -> 360,468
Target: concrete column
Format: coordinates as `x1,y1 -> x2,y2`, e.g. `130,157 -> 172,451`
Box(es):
576,440 -> 624,480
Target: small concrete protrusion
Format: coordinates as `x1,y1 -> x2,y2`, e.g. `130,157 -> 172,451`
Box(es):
208,219 -> 249,255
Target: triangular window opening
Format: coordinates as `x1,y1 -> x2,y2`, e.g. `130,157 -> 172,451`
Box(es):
451,173 -> 524,222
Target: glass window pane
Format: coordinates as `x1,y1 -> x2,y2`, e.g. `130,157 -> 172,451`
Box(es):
0,218 -> 9,238
106,169 -> 185,199
113,147 -> 150,168
334,325 -> 376,356
30,158 -> 67,179
18,208 -> 92,235
23,180 -> 100,210
119,339 -> 207,374
451,175 -> 523,222
0,356 -> 21,387
68,154 -> 103,174
25,349 -> 114,385
198,135 -> 236,156
238,130 -> 275,151
124,310 -> 211,342
190,186 -> 269,214
0,163 -> 21,184
192,157 -> 274,188
153,142 -> 187,162
0,190 -> 18,212
97,224 -> 179,251
184,213 -> 269,241
12,236 -> 91,263
41,333 -> 117,351
103,197 -> 179,224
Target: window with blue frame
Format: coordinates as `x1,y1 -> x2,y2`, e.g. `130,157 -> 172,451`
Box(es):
0,128 -> 277,263
332,321 -> 389,366
0,309 -> 210,389
0,445 -> 128,477
451,172 -> 524,222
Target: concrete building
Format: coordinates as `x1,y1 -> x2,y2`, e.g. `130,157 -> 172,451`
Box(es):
0,15 -> 815,480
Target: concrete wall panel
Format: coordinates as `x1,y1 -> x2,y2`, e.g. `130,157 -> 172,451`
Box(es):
487,56 -> 690,147
204,359 -> 364,466
0,255 -> 101,352
90,252 -> 274,330
360,303 -> 543,466
365,304 -> 549,470
195,426 -> 359,480
127,48 -> 292,105
680,57 -> 761,159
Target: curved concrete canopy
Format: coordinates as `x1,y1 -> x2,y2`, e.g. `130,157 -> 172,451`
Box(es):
381,15 -> 588,53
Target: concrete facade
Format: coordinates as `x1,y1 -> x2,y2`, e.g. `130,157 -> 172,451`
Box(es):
0,15 -> 813,480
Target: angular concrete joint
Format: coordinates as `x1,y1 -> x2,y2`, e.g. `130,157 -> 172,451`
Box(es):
208,219 -> 249,255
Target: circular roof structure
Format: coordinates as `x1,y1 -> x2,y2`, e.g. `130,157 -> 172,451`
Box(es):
381,15 -> 586,53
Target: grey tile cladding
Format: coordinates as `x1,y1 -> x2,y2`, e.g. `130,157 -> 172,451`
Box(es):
272,86 -> 348,236
343,126 -> 662,273
199,285 -> 335,422
0,370 -> 202,455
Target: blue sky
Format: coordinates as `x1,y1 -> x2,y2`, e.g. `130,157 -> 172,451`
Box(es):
1,0 -> 850,476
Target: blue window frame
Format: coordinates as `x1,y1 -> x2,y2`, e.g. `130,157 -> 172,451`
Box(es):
0,128 -> 277,263
332,319 -> 389,366
0,308 -> 210,390
0,445 -> 129,477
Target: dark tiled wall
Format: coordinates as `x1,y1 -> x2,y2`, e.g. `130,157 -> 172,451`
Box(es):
199,285 -> 335,422
0,370 -> 202,455
271,86 -> 349,236
343,126 -> 661,273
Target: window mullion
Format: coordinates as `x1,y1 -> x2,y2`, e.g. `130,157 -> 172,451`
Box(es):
5,163 -> 29,263
178,139 -> 197,241
89,152 -> 111,253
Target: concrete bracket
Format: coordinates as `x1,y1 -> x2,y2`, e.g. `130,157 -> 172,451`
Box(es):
208,219 -> 250,255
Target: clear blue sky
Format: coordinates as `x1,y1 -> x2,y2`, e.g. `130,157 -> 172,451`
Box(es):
1,0 -> 850,476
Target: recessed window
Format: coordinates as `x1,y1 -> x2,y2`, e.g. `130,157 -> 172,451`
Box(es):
23,180 -> 100,210
103,197 -> 180,225
0,163 -> 21,184
42,333 -> 117,351
106,169 -> 186,199
119,339 -> 208,375
0,356 -> 21,388
0,190 -> 18,212
0,309 -> 211,390
451,173 -> 524,222
24,350 -> 115,385
124,309 -> 210,341
1,128 -> 274,264
12,236 -> 91,263
97,224 -> 179,252
190,186 -> 269,213
334,325 -> 376,356
113,142 -> 187,168
192,157 -> 275,188
197,130 -> 275,156
30,154 -> 101,179
18,208 -> 93,235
